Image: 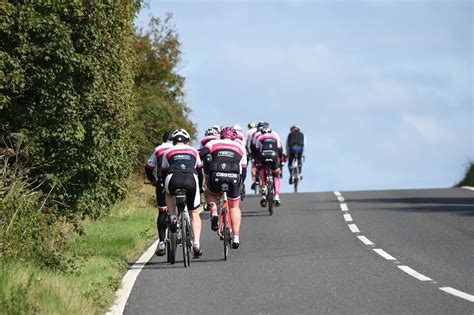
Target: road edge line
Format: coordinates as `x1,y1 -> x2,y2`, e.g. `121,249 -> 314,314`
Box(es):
106,239 -> 159,315
461,186 -> 474,191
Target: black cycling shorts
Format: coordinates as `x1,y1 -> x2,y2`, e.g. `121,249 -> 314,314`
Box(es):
208,171 -> 241,201
259,150 -> 280,171
165,172 -> 200,210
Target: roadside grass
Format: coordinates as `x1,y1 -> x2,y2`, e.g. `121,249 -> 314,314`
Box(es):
0,175 -> 157,314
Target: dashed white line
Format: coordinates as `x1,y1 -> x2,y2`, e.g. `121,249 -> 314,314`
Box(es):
398,265 -> 432,281
348,224 -> 360,233
439,287 -> 474,302
343,213 -> 353,222
373,248 -> 396,260
334,191 -> 342,197
106,239 -> 159,315
337,196 -> 345,202
357,235 -> 374,246
340,203 -> 349,211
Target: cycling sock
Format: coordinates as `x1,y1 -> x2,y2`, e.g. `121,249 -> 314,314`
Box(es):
193,240 -> 200,247
232,235 -> 239,243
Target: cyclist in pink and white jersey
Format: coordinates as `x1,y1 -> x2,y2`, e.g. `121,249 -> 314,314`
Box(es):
145,131 -> 173,256
162,129 -> 205,257
199,127 -> 220,149
255,127 -> 283,206
199,127 -> 247,248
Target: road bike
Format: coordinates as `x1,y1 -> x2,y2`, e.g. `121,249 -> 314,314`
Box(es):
260,151 -> 277,215
167,189 -> 194,267
216,182 -> 232,260
290,152 -> 301,193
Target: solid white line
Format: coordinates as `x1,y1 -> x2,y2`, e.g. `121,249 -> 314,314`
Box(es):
337,196 -> 345,202
357,235 -> 374,246
461,186 -> 474,191
334,191 -> 342,197
106,239 -> 159,315
439,287 -> 474,302
397,265 -> 432,281
343,213 -> 353,222
340,203 -> 349,211
348,224 -> 360,233
373,248 -> 396,260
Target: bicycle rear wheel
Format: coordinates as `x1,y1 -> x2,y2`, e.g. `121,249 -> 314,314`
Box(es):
181,216 -> 189,268
222,208 -> 230,261
185,216 -> 193,266
169,231 -> 177,265
268,179 -> 274,216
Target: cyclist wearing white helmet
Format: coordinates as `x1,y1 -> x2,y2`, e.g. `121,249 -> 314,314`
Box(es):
161,128 -> 205,257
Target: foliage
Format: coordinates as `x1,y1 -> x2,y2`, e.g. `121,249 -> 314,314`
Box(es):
133,14 -> 196,164
456,161 -> 474,187
1,1 -> 139,218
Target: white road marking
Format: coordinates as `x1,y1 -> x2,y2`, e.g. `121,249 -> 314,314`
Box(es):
348,224 -> 360,233
340,203 -> 349,211
106,239 -> 159,315
337,196 -> 345,202
334,191 -> 342,197
343,213 -> 353,222
373,248 -> 396,260
357,235 -> 374,246
461,186 -> 474,191
439,287 -> 474,302
397,265 -> 432,281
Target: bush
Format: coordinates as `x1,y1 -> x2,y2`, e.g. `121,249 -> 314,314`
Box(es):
456,161 -> 474,187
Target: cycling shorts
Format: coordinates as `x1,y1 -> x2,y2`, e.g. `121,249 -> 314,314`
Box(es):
165,172 -> 201,210
208,171 -> 241,201
259,150 -> 280,171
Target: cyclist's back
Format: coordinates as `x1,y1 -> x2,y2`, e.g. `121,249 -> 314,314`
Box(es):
286,125 -> 305,183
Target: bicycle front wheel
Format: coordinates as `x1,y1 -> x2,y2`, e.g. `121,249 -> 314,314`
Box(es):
222,208 -> 230,261
181,216 -> 189,268
267,179 -> 274,216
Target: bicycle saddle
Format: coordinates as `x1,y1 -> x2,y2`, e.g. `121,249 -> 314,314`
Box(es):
221,183 -> 229,192
175,189 -> 187,205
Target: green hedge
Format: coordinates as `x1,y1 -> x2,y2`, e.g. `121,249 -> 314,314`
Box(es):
1,2 -> 140,218
456,161 -> 474,187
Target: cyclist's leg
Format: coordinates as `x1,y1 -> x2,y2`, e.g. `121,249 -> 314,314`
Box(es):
227,179 -> 241,247
272,157 -> 281,202
298,151 -> 303,174
164,174 -> 176,215
206,172 -> 220,230
156,182 -> 168,242
186,174 -> 202,252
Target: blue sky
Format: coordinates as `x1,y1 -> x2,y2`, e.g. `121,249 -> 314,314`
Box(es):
135,0 -> 473,193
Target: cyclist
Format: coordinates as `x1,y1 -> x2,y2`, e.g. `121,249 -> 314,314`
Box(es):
200,127 -> 220,148
255,127 -> 283,206
245,122 -> 258,189
250,121 -> 269,190
161,128 -> 205,257
286,124 -> 305,184
199,127 -> 247,249
145,131 -> 173,256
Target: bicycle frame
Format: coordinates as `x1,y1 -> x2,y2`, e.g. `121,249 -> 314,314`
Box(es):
216,183 -> 232,260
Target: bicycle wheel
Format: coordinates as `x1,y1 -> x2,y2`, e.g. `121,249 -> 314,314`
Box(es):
294,168 -> 299,193
166,230 -> 171,263
185,216 -> 192,266
267,178 -> 274,216
181,215 -> 188,268
222,208 -> 230,261
169,231 -> 177,265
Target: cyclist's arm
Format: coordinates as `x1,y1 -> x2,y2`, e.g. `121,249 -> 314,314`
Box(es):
145,151 -> 157,183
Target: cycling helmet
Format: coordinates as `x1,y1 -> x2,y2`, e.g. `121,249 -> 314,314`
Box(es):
260,127 -> 272,134
220,127 -> 238,140
290,124 -> 300,132
211,125 -> 221,133
257,121 -> 269,129
233,124 -> 243,132
205,127 -> 219,137
248,122 -> 256,129
171,128 -> 190,143
162,130 -> 172,142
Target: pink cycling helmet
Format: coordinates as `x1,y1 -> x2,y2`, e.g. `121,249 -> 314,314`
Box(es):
220,127 -> 238,140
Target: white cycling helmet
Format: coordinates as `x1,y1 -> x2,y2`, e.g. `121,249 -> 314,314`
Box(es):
261,127 -> 272,134
171,128 -> 190,143
211,125 -> 221,133
233,124 -> 243,132
205,127 -> 219,137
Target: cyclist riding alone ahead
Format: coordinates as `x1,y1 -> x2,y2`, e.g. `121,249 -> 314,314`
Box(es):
286,124 -> 305,184
255,127 -> 283,206
161,128 -> 205,258
199,127 -> 247,249
145,131 -> 173,256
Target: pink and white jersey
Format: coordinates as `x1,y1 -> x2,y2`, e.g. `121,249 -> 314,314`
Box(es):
255,132 -> 282,151
245,128 -> 257,151
199,135 -> 220,148
145,142 -> 173,170
161,143 -> 202,174
203,138 -> 247,173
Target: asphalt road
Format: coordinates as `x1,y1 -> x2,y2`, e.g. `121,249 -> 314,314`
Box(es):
124,188 -> 473,314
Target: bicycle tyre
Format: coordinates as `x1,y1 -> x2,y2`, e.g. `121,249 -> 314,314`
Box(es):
185,216 -> 192,266
181,215 -> 188,268
294,168 -> 299,193
166,230 -> 171,263
169,232 -> 177,265
268,178 -> 274,216
223,208 -> 230,261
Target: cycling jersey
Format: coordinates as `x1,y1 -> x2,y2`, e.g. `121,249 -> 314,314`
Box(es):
245,127 -> 257,154
199,138 -> 247,200
199,135 -> 219,148
145,142 -> 173,209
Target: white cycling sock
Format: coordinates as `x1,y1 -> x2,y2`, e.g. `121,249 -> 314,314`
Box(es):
232,235 -> 239,243
193,240 -> 200,247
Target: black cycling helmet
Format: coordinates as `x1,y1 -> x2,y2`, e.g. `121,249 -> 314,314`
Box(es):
260,127 -> 272,134
290,124 -> 301,132
171,128 -> 190,144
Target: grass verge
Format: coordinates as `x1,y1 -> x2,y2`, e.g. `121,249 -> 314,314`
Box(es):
0,175 -> 157,314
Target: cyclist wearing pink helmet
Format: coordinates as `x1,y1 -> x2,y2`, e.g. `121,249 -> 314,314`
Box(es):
199,126 -> 247,248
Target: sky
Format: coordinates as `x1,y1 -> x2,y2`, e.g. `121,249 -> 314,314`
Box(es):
135,0 -> 473,193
